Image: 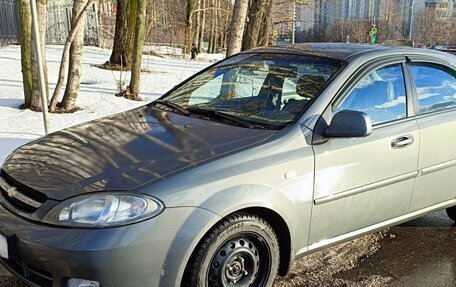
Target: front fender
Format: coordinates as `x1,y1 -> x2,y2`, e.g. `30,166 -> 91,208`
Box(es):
197,183 -> 311,260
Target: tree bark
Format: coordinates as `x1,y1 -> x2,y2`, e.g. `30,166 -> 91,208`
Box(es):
226,0 -> 249,57
18,0 -> 33,108
30,0 -> 49,111
185,0 -> 197,54
214,0 -> 219,52
242,0 -> 268,51
257,0 -> 273,46
193,0 -> 201,45
49,0 -> 95,112
208,0 -> 216,53
127,0 -> 147,100
61,0 -> 88,112
109,0 -> 136,68
198,0 -> 206,52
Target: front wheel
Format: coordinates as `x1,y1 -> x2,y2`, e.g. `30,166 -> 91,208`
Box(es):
184,213 -> 280,287
446,206 -> 456,222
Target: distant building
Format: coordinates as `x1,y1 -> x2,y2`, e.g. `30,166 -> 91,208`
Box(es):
312,0 -> 416,40
272,0 -> 315,43
272,0 -> 295,41
425,0 -> 456,17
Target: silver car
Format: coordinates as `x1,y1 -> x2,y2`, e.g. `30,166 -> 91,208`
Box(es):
0,43 -> 456,287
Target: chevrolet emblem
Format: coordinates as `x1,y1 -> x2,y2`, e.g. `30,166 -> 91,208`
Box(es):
0,176 -> 42,209
5,186 -> 18,199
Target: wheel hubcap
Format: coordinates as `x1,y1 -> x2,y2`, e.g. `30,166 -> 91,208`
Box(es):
209,237 -> 260,286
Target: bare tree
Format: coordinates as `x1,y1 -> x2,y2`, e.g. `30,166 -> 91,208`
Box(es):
18,0 -> 33,108
257,0 -> 273,47
351,21 -> 370,43
198,0 -> 206,51
126,0 -> 147,100
109,0 -> 136,68
61,0 -> 89,112
185,0 -> 198,54
418,9 -> 451,46
226,0 -> 249,56
242,0 -> 271,50
49,0 -> 95,112
193,0 -> 201,45
377,0 -> 404,42
30,0 -> 49,111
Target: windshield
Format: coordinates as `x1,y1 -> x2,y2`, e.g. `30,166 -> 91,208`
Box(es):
162,53 -> 344,129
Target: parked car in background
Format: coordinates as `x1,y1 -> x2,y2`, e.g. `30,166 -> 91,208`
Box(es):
0,43 -> 456,287
433,45 -> 456,55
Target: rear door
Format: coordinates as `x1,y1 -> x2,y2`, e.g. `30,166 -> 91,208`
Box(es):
406,59 -> 456,211
308,59 -> 420,246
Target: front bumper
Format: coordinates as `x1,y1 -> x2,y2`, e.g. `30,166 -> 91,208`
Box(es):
0,203 -> 220,287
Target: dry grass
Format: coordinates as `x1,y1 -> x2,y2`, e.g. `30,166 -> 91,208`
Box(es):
274,231 -> 393,287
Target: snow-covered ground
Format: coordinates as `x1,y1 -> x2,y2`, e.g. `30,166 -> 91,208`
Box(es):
0,45 -> 215,163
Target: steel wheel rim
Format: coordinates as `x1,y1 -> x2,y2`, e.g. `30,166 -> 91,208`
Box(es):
207,234 -> 272,287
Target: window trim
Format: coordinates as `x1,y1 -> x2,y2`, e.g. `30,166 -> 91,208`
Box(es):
311,56 -> 416,145
329,58 -> 409,127
406,59 -> 456,116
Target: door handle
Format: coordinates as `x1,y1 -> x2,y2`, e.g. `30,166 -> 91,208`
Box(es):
391,135 -> 414,149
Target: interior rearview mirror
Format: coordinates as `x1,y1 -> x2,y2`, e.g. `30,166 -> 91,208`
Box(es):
325,110 -> 372,138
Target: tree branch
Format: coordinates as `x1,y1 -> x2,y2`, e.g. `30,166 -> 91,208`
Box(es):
49,0 -> 95,112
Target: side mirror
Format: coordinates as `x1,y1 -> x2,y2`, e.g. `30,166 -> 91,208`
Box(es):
325,110 -> 372,138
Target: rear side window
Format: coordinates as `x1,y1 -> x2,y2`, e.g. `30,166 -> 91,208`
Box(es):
332,64 -> 407,124
409,63 -> 456,114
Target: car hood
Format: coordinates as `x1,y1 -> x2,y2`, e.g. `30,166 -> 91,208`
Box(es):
1,106 -> 276,200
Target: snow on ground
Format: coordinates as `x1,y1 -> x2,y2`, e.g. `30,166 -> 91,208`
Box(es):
0,45 -> 213,163
195,52 -> 226,62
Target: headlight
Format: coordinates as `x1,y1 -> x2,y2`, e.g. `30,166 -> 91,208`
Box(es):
42,193 -> 164,228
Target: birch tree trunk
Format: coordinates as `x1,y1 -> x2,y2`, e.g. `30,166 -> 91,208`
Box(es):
18,0 -> 33,108
49,0 -> 95,112
214,0 -> 219,52
226,0 -> 249,57
61,0 -> 88,112
127,0 -> 147,100
30,0 -> 49,111
198,0 -> 206,52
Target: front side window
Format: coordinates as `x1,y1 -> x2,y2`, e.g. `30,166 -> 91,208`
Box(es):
409,63 -> 456,114
163,54 -> 344,129
332,64 -> 407,124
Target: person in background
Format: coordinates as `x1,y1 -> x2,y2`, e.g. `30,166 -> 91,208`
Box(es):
191,43 -> 198,60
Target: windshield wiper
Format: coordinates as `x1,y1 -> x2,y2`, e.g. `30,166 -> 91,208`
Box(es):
154,99 -> 191,116
187,107 -> 265,129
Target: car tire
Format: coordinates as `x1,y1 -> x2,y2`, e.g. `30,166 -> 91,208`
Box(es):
184,212 -> 280,287
446,206 -> 456,222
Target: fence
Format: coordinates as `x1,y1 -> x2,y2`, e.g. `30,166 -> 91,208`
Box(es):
0,0 -> 99,47
47,0 -> 99,46
0,0 -> 18,45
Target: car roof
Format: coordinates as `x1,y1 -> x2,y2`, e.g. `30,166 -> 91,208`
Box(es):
247,42 -> 442,61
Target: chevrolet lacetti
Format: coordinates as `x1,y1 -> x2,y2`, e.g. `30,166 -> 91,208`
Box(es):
0,43 -> 456,287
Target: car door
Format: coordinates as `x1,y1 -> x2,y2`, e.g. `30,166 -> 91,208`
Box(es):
406,60 -> 456,211
308,60 -> 420,246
